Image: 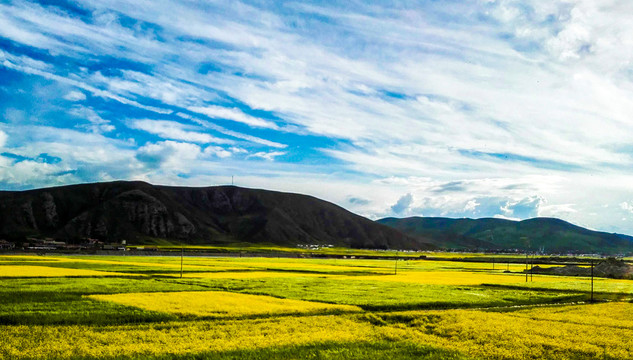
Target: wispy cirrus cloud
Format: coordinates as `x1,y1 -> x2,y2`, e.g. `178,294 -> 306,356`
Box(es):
188,105 -> 279,130
246,151 -> 286,161
128,119 -> 234,145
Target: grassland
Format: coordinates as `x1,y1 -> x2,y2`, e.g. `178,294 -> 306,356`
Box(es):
1,254 -> 632,359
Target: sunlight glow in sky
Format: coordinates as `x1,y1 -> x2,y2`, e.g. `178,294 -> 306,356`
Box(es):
1,0 -> 633,234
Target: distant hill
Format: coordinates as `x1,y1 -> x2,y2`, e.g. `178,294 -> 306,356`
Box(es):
377,217 -> 633,254
0,181 -> 434,250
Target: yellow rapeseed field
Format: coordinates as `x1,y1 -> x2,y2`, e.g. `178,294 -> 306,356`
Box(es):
31,256 -> 386,273
0,315 -> 376,359
4,302 -> 633,359
0,265 -> 138,278
376,302 -> 633,359
0,255 -> 67,262
508,301 -> 633,329
157,270 -> 338,279
42,256 -> 244,272
87,291 -> 362,317
5,255 -> 633,359
343,270 -> 561,285
3,255 -> 535,274
215,259 -> 388,273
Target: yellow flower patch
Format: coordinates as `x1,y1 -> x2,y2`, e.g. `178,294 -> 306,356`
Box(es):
0,315 -> 374,359
42,256 -> 243,271
381,302 -> 633,359
345,270 -> 567,285
211,259 -> 388,273
157,271 -> 337,279
0,265 -> 138,277
87,291 -> 361,317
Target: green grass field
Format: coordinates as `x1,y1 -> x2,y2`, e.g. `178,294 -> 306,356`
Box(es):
1,254 -> 632,359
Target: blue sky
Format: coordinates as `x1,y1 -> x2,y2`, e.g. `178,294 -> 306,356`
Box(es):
2,0 -> 633,234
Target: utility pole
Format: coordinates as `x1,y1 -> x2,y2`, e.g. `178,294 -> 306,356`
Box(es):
523,236 -> 530,283
591,259 -> 594,302
525,252 -> 528,282
180,246 -> 184,279
394,252 -> 398,275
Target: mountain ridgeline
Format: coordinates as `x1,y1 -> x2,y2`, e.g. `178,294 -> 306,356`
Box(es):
0,181 -> 433,250
2,181 -> 632,254
378,216 -> 633,254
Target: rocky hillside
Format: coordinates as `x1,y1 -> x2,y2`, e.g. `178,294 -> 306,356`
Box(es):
378,216 -> 633,254
0,181 -> 433,250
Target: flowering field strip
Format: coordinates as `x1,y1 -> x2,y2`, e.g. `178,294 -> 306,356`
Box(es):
40,256 -> 244,273
228,261 -> 387,273
12,256 -> 391,275
0,277 -> 212,326
0,315 -> 379,359
399,260 -> 571,274
194,258 -> 393,274
372,302 -> 633,359
158,271 -> 340,279
343,271 -> 555,286
0,265 -> 140,278
6,300 -> 633,359
507,301 -> 633,329
88,290 -> 362,318
1,255 -> 561,276
341,268 -> 633,295
0,255 -> 66,263
176,340 -> 468,360
169,276 -> 584,311
501,276 -> 633,294
184,257 -> 543,275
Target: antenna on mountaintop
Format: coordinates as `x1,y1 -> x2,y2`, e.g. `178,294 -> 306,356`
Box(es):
231,176 -> 234,186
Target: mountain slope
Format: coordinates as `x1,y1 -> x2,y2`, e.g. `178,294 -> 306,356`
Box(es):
378,217 -> 633,254
0,181 -> 434,250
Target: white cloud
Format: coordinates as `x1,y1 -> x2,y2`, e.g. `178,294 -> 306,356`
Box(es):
391,193 -> 414,214
7,126 -> 133,163
0,159 -> 68,186
63,91 -> 86,101
246,151 -> 286,161
0,125 -> 141,188
492,214 -> 521,221
500,195 -> 545,219
0,51 -> 172,115
229,147 -> 248,154
129,119 -> 234,144
136,140 -> 201,172
0,130 -> 7,148
69,106 -> 114,133
203,146 -> 232,158
464,199 -> 480,212
180,114 -> 287,148
188,105 -> 279,130
620,202 -> 633,214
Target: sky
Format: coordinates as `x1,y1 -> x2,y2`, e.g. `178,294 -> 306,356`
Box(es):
1,0 -> 633,234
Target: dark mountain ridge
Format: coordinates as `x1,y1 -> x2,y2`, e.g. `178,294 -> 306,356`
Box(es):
0,181 -> 433,250
378,216 -> 633,254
